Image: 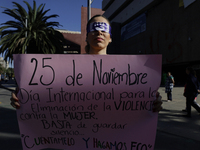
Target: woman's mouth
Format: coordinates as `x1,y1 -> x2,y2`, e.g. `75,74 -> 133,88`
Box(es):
95,37 -> 104,41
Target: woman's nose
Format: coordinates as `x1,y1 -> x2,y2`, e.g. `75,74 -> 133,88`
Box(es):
96,30 -> 103,35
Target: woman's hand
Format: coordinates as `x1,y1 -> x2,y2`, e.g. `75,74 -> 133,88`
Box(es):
10,89 -> 20,109
198,89 -> 200,94
152,92 -> 162,112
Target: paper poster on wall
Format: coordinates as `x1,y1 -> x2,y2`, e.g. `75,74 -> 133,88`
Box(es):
14,54 -> 162,150
121,13 -> 146,42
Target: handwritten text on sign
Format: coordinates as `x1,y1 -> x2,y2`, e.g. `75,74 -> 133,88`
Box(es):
14,54 -> 162,150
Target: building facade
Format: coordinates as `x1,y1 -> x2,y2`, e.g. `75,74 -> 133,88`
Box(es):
102,0 -> 200,84
57,30 -> 81,54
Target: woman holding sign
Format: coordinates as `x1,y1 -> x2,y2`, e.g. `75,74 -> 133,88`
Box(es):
10,15 -> 162,150
11,15 -> 162,110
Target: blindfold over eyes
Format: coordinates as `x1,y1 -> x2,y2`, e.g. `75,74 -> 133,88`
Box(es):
87,22 -> 112,35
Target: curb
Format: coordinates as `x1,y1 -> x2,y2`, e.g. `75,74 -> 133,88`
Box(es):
0,84 -> 15,92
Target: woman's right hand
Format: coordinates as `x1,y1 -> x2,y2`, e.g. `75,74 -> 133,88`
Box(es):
10,90 -> 20,109
198,89 -> 200,94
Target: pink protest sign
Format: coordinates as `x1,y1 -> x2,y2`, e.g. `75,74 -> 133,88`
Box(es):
14,54 -> 162,150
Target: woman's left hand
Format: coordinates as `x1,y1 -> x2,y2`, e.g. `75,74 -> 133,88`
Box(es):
152,92 -> 162,112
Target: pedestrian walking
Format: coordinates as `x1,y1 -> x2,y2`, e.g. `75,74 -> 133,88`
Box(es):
183,67 -> 200,117
182,83 -> 198,112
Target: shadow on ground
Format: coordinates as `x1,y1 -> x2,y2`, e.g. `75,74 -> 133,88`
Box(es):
0,107 -> 22,150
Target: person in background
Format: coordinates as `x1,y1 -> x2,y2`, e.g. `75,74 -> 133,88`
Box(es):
182,70 -> 198,112
165,72 -> 175,101
183,67 -> 200,117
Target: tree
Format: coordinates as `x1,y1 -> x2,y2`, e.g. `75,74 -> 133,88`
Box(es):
0,63 -> 4,74
0,1 -> 65,62
6,67 -> 14,79
0,63 -> 6,77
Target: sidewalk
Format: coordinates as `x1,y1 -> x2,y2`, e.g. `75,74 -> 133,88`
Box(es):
0,84 -> 200,150
155,86 -> 200,150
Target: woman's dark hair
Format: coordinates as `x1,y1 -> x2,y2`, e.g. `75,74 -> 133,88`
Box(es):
85,14 -> 111,54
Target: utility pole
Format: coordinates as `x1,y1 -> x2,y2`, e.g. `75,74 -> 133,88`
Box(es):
25,17 -> 28,54
87,0 -> 94,21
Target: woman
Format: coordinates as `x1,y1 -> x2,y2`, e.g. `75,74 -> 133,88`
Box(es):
10,15 -> 162,111
183,67 -> 200,117
165,72 -> 175,101
85,15 -> 112,54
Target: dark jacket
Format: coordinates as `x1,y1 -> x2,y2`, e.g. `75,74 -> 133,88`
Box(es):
184,74 -> 199,97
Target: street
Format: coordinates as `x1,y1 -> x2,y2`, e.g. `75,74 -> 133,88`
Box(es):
0,83 -> 22,150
